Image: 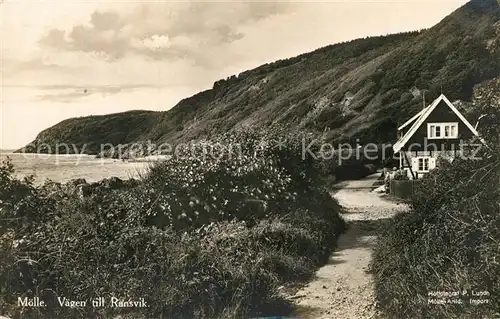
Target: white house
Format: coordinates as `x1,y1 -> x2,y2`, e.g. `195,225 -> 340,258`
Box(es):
392,94 -> 484,179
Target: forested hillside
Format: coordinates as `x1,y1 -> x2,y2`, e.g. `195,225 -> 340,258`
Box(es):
19,0 -> 500,155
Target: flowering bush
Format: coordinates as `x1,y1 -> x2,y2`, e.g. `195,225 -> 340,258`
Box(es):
0,130 -> 345,318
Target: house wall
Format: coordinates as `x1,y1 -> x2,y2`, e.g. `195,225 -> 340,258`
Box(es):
404,150 -> 460,161
400,150 -> 460,179
403,100 -> 476,152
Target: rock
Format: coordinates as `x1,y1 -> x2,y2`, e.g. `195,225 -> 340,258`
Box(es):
372,185 -> 386,193
67,176 -> 138,199
68,178 -> 87,187
100,177 -> 124,189
75,183 -> 91,199
65,178 -> 91,198
409,86 -> 421,98
341,91 -> 354,107
322,285 -> 327,289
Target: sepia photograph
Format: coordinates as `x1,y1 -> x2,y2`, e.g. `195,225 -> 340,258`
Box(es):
1,0 -> 499,318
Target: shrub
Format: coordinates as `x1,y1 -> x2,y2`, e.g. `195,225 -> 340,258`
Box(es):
371,155 -> 500,318
0,130 -> 346,318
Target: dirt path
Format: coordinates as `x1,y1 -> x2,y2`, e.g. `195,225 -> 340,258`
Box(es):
292,174 -> 409,319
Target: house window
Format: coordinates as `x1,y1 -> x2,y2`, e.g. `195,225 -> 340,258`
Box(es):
430,125 -> 436,138
418,157 -> 429,172
412,156 -> 435,173
428,123 -> 458,139
444,123 -> 458,138
435,126 -> 441,137
449,124 -> 457,137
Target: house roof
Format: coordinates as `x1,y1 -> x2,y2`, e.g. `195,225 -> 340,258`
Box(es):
393,94 -> 483,153
397,107 -> 429,131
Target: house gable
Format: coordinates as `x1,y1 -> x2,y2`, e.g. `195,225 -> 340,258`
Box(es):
393,94 -> 482,153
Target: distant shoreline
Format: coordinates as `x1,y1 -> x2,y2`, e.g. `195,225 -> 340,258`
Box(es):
0,152 -> 94,157
0,152 -> 169,165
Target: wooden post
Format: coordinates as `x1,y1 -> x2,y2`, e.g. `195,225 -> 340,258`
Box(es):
404,151 -> 416,179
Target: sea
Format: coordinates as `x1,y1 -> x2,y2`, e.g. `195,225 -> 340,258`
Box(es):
0,151 -> 152,185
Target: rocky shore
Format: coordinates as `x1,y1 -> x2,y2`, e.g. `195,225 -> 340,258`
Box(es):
65,176 -> 140,199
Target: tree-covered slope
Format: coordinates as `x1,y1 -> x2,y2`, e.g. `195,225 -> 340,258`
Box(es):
19,0 -> 500,155
21,110 -> 158,154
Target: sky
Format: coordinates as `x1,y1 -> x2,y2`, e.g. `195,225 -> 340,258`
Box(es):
1,0 -> 469,149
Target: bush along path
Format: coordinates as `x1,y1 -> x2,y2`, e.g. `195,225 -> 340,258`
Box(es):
0,129 -> 347,319
291,173 -> 409,319
371,157 -> 500,319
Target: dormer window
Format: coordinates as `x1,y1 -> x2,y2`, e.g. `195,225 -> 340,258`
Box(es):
428,123 -> 458,139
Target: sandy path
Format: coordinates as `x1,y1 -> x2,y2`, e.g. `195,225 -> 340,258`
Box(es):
292,174 -> 409,319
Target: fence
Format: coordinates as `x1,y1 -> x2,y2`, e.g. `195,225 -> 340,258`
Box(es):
390,179 -> 421,199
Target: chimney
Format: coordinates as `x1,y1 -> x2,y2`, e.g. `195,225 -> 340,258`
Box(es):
422,91 -> 426,110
